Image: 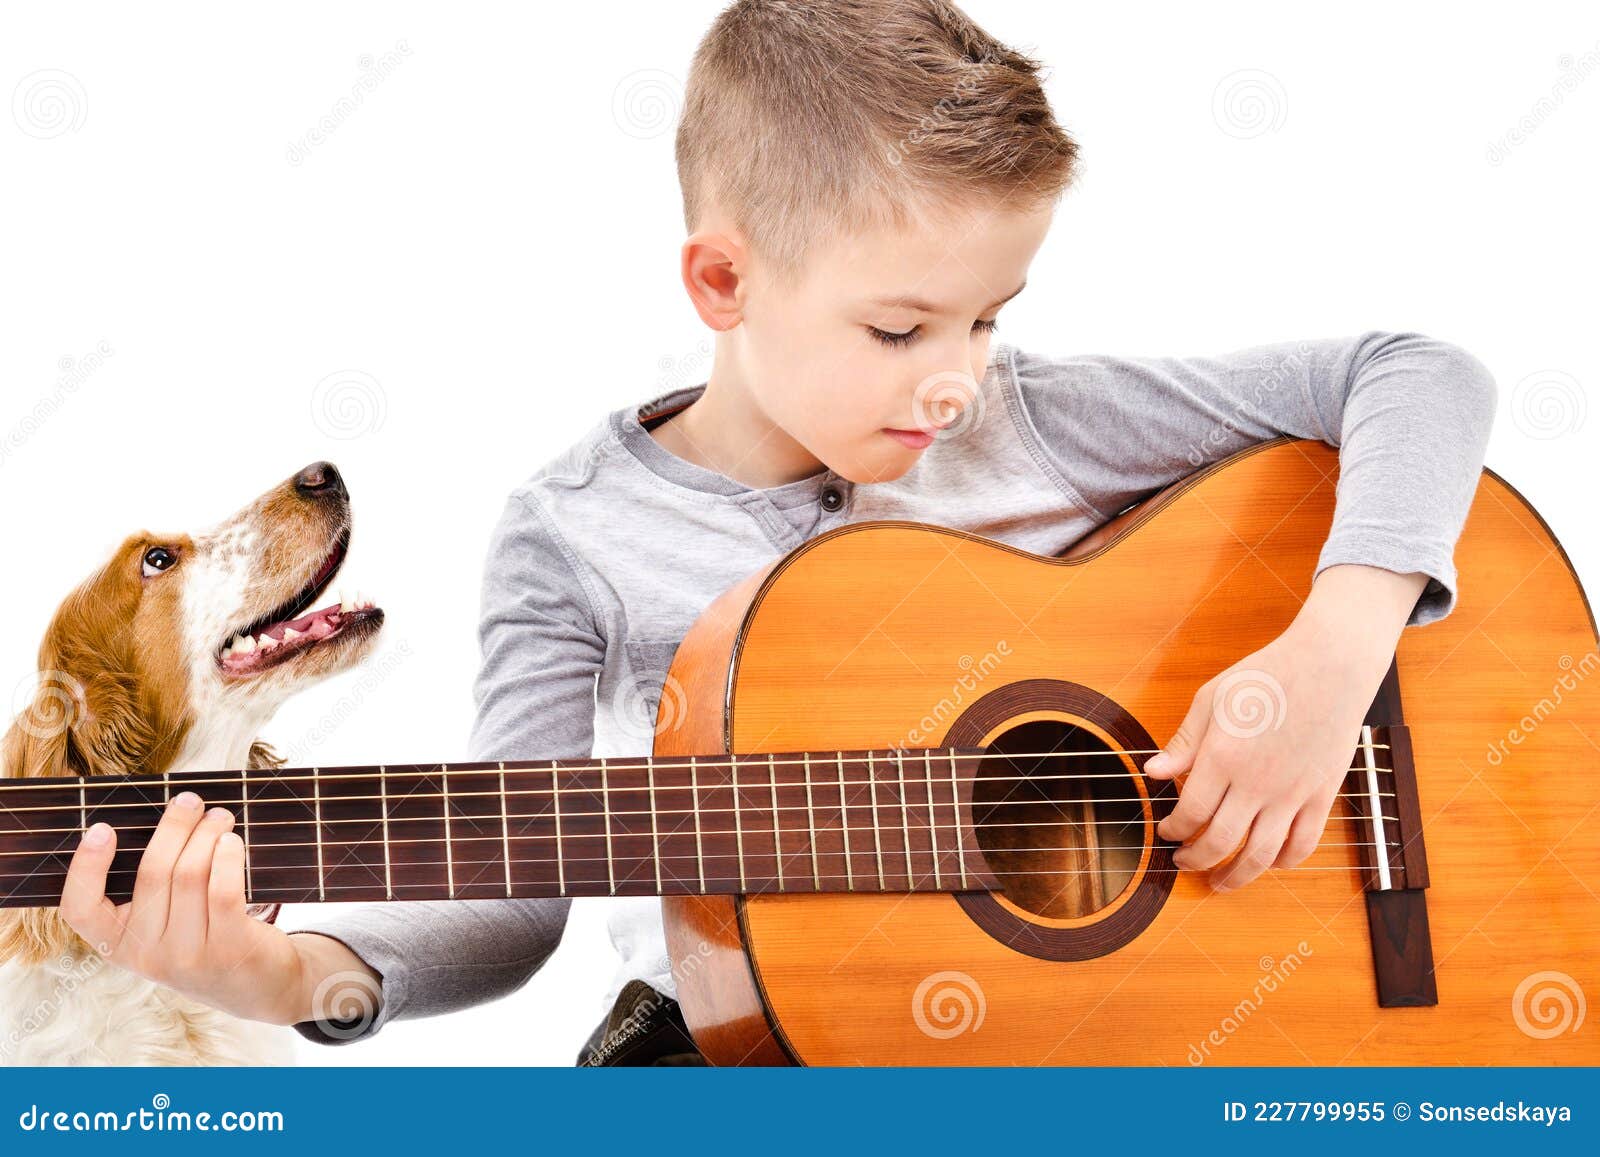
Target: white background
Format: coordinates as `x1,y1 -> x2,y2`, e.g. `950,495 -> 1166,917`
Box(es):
2,1 -> 1595,1065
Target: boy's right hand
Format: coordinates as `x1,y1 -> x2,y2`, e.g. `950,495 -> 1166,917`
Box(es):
60,790 -> 346,1028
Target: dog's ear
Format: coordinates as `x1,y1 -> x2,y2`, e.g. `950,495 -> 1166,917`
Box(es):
0,697 -> 83,966
0,678 -> 83,781
246,739 -> 287,771
0,681 -> 94,966
243,740 -> 285,925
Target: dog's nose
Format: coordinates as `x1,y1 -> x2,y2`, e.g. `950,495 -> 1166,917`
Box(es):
294,461 -> 347,501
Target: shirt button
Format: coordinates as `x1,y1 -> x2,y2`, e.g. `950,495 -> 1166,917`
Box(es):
820,487 -> 843,512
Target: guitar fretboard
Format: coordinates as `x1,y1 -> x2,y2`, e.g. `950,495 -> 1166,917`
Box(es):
0,747 -> 1001,908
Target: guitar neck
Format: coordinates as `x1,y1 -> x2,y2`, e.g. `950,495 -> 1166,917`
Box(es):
0,748 -> 1000,909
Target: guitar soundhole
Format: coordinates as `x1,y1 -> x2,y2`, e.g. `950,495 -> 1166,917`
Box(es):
946,677 -> 1176,960
973,720 -> 1145,918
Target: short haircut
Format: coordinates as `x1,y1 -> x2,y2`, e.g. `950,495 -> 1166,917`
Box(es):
675,0 -> 1081,285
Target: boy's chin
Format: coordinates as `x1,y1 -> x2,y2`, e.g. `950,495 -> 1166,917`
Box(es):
831,451 -> 916,486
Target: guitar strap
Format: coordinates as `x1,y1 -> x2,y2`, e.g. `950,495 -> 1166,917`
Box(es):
574,979 -> 707,1067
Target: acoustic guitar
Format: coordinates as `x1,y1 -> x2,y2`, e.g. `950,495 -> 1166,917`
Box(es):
2,438 -> 1595,1065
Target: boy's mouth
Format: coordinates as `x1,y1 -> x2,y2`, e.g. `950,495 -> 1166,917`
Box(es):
883,427 -> 936,450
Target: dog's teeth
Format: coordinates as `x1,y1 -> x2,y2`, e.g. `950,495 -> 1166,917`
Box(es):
221,642 -> 234,657
232,633 -> 255,654
282,627 -> 302,642
340,589 -> 356,612
258,633 -> 280,650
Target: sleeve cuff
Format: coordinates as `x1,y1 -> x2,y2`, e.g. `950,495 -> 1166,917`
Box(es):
1315,530 -> 1459,627
285,926 -> 404,1047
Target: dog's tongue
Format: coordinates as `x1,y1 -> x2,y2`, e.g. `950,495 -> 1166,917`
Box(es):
262,602 -> 342,642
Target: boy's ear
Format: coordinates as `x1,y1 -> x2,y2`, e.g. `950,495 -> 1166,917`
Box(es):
681,229 -> 747,332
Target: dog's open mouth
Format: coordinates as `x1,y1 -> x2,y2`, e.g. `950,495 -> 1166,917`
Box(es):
216,528 -> 384,679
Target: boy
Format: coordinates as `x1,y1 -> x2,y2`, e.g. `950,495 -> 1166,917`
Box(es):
63,0 -> 1495,1062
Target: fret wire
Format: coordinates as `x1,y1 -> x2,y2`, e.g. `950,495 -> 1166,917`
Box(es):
241,765 -> 253,902
443,764 -> 455,899
836,751 -> 853,891
805,752 -> 819,889
948,747 -> 968,889
313,767 -> 325,902
77,775 -> 87,844
601,758 -> 615,896
380,765 -> 393,900
648,757 -> 662,895
896,750 -> 913,885
867,752 -> 885,890
552,764 -> 566,896
690,756 -> 705,892
768,752 -> 784,893
925,749 -> 941,890
732,756 -> 745,892
498,762 -> 512,898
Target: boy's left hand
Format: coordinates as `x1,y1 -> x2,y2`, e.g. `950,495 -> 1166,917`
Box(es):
1142,564 -> 1430,892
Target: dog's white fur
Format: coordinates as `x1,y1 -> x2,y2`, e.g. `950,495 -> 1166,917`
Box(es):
0,462 -> 381,1066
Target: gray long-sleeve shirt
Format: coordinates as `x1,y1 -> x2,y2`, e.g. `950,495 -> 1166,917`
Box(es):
285,332 -> 1498,1046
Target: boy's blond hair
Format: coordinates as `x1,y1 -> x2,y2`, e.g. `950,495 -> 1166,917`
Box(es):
675,0 -> 1080,285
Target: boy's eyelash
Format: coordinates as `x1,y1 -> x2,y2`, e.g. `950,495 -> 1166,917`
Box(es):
867,317 -> 999,349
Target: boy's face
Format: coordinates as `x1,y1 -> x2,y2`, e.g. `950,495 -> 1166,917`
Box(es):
737,199 -> 1055,485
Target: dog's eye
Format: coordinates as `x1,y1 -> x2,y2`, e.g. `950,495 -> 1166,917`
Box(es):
141,546 -> 177,577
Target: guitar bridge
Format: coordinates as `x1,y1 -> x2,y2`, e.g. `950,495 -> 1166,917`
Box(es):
1343,660 -> 1438,1008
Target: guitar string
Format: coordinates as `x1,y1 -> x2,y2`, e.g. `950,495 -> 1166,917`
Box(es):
0,808 -> 1402,860
0,784 -> 1395,838
0,860 -> 1406,904
0,743 -> 1396,799
0,765 -> 1400,819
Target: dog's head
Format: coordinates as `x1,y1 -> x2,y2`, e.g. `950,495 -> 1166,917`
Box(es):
1,462 -> 384,962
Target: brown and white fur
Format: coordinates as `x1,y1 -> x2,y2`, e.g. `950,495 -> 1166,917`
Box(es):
0,461 -> 384,1065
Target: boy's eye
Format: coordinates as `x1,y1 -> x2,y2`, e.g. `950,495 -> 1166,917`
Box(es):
866,317 -> 1000,349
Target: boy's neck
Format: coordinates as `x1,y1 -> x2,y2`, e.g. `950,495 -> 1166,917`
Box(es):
649,367 -> 828,490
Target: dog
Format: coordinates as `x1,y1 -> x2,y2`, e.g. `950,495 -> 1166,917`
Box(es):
0,461 -> 383,1065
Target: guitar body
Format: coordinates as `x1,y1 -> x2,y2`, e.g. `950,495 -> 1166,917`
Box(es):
660,438 -> 1600,1065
